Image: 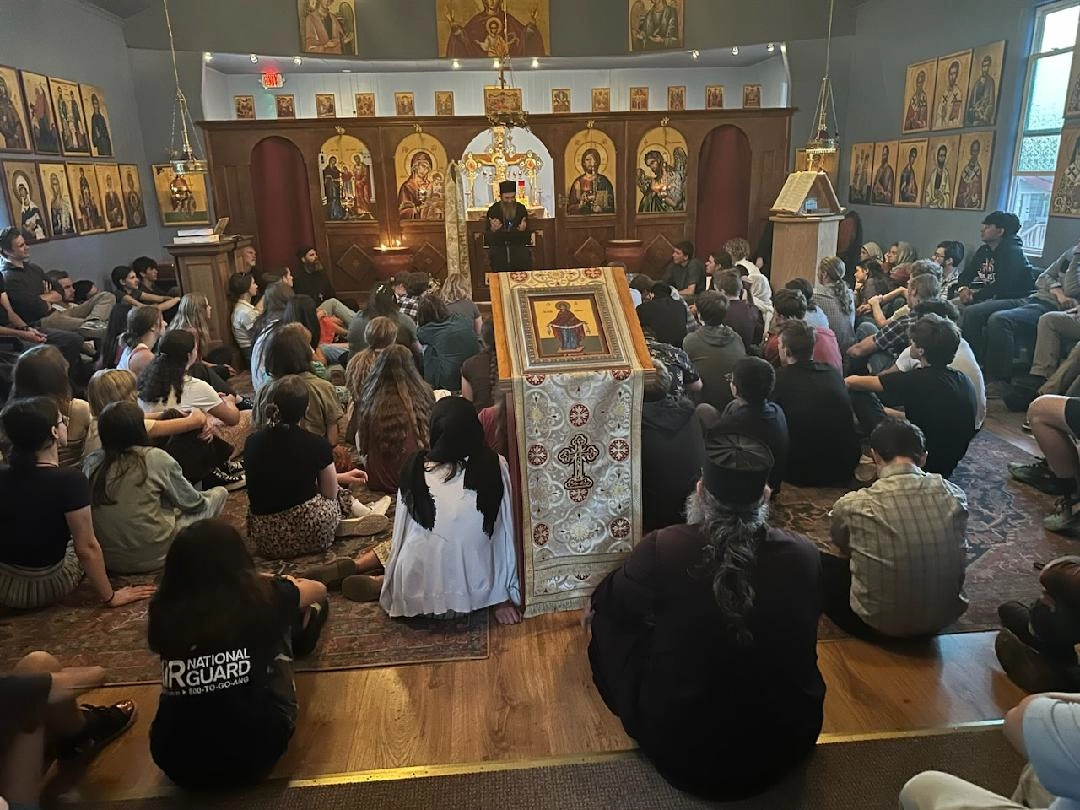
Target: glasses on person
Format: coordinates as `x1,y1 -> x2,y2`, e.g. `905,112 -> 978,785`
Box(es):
57,414 -> 70,427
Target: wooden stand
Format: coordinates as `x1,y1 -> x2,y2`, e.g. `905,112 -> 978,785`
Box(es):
167,236 -> 243,351
768,214 -> 843,290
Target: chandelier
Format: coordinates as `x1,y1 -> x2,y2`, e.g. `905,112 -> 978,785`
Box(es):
163,0 -> 207,174
805,0 -> 839,167
484,5 -> 529,130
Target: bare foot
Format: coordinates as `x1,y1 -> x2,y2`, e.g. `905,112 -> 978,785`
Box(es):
494,602 -> 522,625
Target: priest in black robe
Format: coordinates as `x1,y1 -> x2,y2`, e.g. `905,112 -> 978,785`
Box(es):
485,180 -> 532,272
587,430 -> 825,800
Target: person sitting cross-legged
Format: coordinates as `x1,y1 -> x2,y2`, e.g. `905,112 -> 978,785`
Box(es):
1011,395 -> 1080,535
846,313 -> 977,478
763,288 -> 842,371
681,290 -> 746,412
712,269 -> 763,351
823,417 -> 969,640
785,277 -> 830,331
847,272 -> 941,376
772,320 -> 860,487
637,281 -> 690,347
587,432 -> 825,800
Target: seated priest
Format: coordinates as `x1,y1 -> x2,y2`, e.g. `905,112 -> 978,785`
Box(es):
587,432 -> 825,801
485,181 -> 532,272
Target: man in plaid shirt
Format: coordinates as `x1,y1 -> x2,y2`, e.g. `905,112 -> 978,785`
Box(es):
822,417 -> 969,638
846,274 -> 941,374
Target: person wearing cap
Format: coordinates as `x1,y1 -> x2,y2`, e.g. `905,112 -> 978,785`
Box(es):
825,417 -> 969,639
954,212 -> 1037,366
586,430 -> 824,799
485,181 -> 532,272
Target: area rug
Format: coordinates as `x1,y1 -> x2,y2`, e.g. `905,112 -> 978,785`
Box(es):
771,430 -> 1077,638
76,726 -> 1024,809
0,489 -> 488,685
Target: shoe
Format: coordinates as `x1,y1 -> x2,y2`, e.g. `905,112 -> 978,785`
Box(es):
299,558 -> 358,588
342,574 -> 382,602
236,396 -> 255,412
854,454 -> 876,484
336,513 -> 389,537
1021,420 -> 1032,434
995,629 -> 1071,693
1009,460 -> 1077,495
57,700 -> 137,761
367,495 -> 392,516
225,457 -> 245,475
1044,495 -> 1080,534
204,466 -> 246,491
997,601 -> 1037,647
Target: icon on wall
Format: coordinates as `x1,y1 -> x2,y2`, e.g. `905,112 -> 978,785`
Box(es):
234,95 -> 255,120
435,90 -> 455,116
275,95 -> 296,118
354,92 -> 375,117
298,0 -> 358,55
315,93 -> 337,118
551,88 -> 570,114
437,0 -> 549,58
37,162 -> 77,237
705,85 -> 724,111
3,160 -> 49,242
48,77 -> 90,156
395,92 -> 415,117
19,71 -> 60,154
591,88 -> 610,113
0,66 -> 31,151
629,0 -> 684,52
742,84 -> 761,109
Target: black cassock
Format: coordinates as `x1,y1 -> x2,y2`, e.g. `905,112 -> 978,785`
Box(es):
484,201 -> 533,272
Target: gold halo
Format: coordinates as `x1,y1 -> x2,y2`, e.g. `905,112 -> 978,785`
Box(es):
572,141 -> 609,175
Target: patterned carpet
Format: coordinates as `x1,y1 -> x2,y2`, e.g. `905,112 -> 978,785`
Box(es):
772,430 -> 1078,639
0,488 -> 488,685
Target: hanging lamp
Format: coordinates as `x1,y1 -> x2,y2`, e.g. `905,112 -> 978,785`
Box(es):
805,0 -> 840,169
163,0 -> 207,174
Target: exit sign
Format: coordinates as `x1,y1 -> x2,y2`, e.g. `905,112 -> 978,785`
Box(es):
260,72 -> 285,90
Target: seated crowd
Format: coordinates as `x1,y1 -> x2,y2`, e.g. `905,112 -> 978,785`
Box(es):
1,217 -> 1078,807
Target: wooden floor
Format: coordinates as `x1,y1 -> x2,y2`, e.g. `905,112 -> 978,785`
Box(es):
68,404 -> 1035,802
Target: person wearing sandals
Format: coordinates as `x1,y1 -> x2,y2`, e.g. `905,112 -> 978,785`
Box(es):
306,397 -> 522,625
245,376 -> 388,560
0,396 -> 155,610
147,520 -> 329,789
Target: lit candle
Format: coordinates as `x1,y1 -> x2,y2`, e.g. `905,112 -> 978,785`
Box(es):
394,239 -> 400,247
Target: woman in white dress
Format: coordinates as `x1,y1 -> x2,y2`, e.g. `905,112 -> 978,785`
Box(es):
303,396 -> 522,624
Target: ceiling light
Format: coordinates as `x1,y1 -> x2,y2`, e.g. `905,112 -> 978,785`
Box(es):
293,56 -> 302,66
342,68 -> 351,73
249,53 -> 258,63
731,46 -> 739,56
452,59 -> 461,69
203,52 -> 213,62
531,57 -> 539,68
493,57 -> 501,69
767,42 -> 775,52
691,49 -> 700,60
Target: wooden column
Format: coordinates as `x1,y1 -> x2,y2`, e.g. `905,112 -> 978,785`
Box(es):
167,237 -> 239,350
768,214 -> 843,290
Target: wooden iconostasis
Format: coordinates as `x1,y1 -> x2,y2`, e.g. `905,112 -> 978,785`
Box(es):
200,108 -> 792,302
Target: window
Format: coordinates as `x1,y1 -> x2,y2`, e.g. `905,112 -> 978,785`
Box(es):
1008,1 -> 1080,255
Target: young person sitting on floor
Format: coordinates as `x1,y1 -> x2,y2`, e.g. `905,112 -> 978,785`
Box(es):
147,519 -> 329,790
283,293 -> 349,370
228,271 -> 260,366
415,293 -> 481,392
996,556 -> 1080,693
681,290 -> 746,412
0,652 -> 139,808
847,273 -> 941,375
354,344 -> 434,494
772,320 -> 861,487
318,397 -> 521,624
440,274 -> 482,338
116,304 -> 162,377
347,283 -> 421,360
846,313 -> 977,478
587,432 -> 824,800
712,270 -> 763,351
763,289 -> 842,371
641,359 -> 705,533
167,293 -> 236,395
250,281 -> 295,392
824,417 -> 969,640
460,317 -> 498,410
82,368 -> 206,461
110,265 -> 178,313
11,344 -> 91,468
0,396 -> 155,610
900,691 -> 1080,810
82,402 -> 229,574
246,376 -> 388,560
784,276 -> 830,331
637,282 -> 690,348
813,256 -> 857,351
1012,394 -> 1080,535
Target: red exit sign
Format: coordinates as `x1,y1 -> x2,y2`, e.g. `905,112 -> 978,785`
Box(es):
260,72 -> 285,90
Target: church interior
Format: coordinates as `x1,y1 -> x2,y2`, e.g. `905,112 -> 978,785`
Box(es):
1,0 -> 1079,807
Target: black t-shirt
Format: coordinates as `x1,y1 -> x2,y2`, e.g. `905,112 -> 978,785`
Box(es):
637,297 -> 688,347
293,268 -> 336,305
150,577 -> 299,770
0,260 -> 50,323
880,365 -> 977,477
114,287 -> 143,304
243,425 -> 333,515
0,465 -> 90,568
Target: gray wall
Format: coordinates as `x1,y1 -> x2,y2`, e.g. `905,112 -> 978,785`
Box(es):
119,0 -> 858,58
838,0 -> 1069,265
0,0 -> 164,286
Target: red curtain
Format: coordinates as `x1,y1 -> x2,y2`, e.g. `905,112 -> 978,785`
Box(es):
251,137 -> 315,275
694,126 -> 752,258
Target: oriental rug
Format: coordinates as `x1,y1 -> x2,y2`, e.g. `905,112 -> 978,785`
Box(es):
493,268 -> 649,617
0,489 -> 488,685
771,430 -> 1076,639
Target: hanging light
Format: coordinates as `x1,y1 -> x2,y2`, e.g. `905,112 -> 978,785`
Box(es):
203,51 -> 213,62
805,0 -> 840,164
452,58 -> 461,69
164,0 -> 207,175
731,46 -> 739,56
767,42 -> 775,52
531,57 -> 539,68
249,53 -> 259,63
691,49 -> 700,60
293,56 -> 303,66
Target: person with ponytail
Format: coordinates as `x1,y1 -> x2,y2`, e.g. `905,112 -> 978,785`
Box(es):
343,316 -> 398,441
147,519 -> 328,789
587,431 -> 824,800
460,317 -> 496,410
228,271 -> 260,366
245,375 -> 388,560
0,396 -> 155,609
117,304 -> 163,377
813,255 -> 857,351
82,401 -> 228,573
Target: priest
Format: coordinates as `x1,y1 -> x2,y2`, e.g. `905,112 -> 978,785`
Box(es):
485,180 -> 532,272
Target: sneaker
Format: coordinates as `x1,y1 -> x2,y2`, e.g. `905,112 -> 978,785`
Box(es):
236,396 -> 255,412
1021,420 -> 1033,434
854,454 -> 876,484
299,558 -> 359,588
204,466 -> 246,491
997,601 -> 1037,647
225,458 -> 245,475
1044,495 -> 1080,534
57,700 -> 137,761
995,629 -> 1071,693
342,574 -> 383,602
367,495 -> 392,516
1009,460 -> 1076,495
336,514 -> 389,537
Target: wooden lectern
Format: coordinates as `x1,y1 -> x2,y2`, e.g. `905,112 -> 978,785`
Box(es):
167,235 -> 251,352
768,171 -> 843,291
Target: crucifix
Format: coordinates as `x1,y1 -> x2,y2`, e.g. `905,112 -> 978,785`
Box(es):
557,433 -> 600,496
463,124 -> 544,211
